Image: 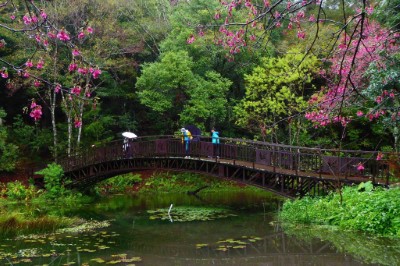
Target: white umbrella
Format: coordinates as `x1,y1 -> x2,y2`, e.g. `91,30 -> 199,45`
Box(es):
122,131 -> 137,139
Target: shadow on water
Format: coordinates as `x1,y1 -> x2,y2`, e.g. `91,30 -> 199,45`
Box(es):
0,191 -> 398,265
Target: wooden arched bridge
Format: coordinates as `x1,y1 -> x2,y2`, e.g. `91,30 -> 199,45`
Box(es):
58,135 -> 393,198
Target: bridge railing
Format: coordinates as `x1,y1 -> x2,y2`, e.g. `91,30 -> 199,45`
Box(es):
59,135 -> 391,184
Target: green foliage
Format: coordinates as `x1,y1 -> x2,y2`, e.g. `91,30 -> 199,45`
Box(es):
0,109 -> 18,172
374,0 -> 400,29
95,173 -> 142,194
0,211 -> 75,238
35,163 -> 69,199
136,51 -> 232,129
5,181 -> 37,201
10,115 -> 53,161
234,49 -> 320,136
179,71 -> 231,127
139,171 -> 255,194
362,55 -> 400,150
280,183 -> 400,237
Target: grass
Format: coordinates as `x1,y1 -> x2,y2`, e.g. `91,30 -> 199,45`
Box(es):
0,211 -> 76,238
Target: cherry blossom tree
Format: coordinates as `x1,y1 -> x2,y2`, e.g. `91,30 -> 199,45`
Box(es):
0,0 -> 102,158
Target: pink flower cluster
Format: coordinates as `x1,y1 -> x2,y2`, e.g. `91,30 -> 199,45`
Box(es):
29,101 -> 43,121
305,111 -> 350,127
74,119 -> 82,128
1,68 -> 8,79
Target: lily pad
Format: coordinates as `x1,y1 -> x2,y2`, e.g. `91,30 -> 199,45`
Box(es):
147,207 -> 235,222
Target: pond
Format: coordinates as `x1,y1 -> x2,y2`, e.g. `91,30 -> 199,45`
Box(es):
0,191 -> 398,265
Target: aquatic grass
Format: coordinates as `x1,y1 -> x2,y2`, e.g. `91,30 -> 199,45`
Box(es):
0,212 -> 75,238
280,183 -> 400,237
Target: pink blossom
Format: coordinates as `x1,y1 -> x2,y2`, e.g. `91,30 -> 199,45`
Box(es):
309,15 -> 316,22
297,11 -> 305,19
40,11 -> 47,20
35,34 -> 41,43
376,152 -> 383,160
286,1 -> 292,9
68,63 -> 78,72
87,27 -> 93,34
214,12 -> 221,20
78,68 -> 88,75
356,163 -> 365,171
92,68 -> 102,79
10,15 -> 15,20
23,15 -> 32,25
264,0 -> 270,7
78,32 -> 85,39
30,105 -> 42,121
375,96 -> 382,103
249,35 -> 256,41
287,22 -> 293,30
36,59 -> 44,69
57,30 -> 70,42
275,21 -> 281,27
366,6 -> 374,15
31,16 -> 38,23
54,84 -> 61,93
86,92 -> 91,98
43,39 -> 49,47
297,30 -> 306,39
302,0 -> 307,6
48,32 -> 57,39
34,80 -> 41,87
23,71 -> 30,78
72,49 -> 80,57
1,70 -> 8,79
25,60 -> 33,68
74,119 -> 82,128
356,110 -> 364,117
71,86 -> 82,95
30,101 -> 37,109
187,35 -> 195,44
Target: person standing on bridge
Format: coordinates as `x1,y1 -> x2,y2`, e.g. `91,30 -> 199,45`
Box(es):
211,128 -> 220,158
181,128 -> 192,158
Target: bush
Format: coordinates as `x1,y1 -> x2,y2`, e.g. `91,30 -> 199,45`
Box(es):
5,181 -> 37,201
35,163 -> 69,199
95,173 -> 142,194
280,182 -> 400,237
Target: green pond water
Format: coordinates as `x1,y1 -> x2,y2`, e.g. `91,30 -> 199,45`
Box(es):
0,191 -> 399,266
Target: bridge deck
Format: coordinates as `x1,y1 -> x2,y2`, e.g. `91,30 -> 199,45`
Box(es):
60,136 -> 395,197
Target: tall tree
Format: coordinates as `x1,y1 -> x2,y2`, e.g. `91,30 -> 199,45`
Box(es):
235,48 -> 320,142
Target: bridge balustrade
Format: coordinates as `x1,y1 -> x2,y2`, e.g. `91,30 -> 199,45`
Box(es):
59,135 -> 391,184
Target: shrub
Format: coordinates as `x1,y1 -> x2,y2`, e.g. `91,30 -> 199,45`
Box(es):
5,181 -> 37,201
35,163 -> 69,199
280,182 -> 400,237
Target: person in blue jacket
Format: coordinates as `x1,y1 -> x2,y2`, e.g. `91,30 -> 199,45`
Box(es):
211,128 -> 220,158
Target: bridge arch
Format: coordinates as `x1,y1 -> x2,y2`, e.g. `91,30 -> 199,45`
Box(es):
59,135 -> 390,198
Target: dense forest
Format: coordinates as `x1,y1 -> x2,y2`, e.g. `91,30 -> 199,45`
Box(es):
0,0 -> 399,172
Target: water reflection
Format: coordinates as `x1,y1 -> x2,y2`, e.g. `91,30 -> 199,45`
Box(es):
0,192 -> 396,265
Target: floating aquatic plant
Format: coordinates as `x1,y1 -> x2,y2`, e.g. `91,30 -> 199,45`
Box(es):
196,235 -> 263,252
147,206 -> 236,222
